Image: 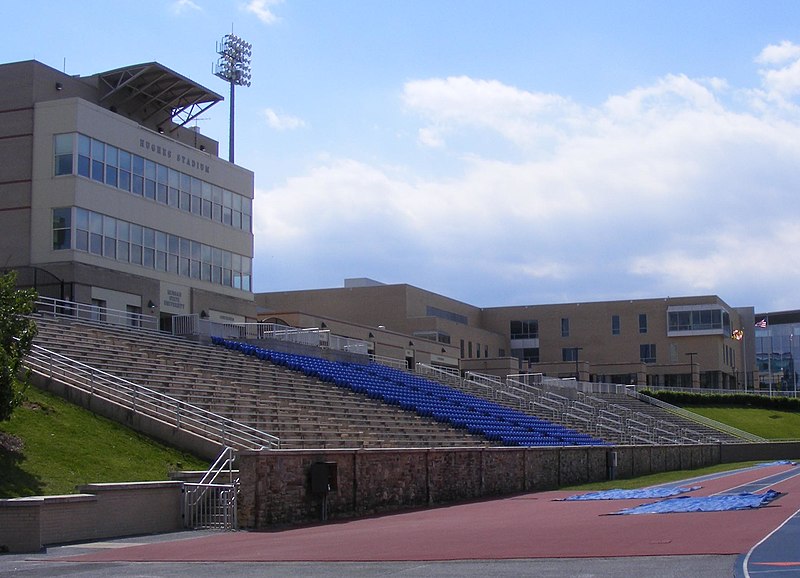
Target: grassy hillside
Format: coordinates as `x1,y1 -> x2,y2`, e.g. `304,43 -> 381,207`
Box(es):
685,405 -> 800,440
0,385 -> 208,498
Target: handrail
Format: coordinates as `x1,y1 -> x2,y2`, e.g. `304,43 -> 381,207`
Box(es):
35,295 -> 159,331
199,446 -> 237,486
24,343 -> 281,450
630,390 -> 765,442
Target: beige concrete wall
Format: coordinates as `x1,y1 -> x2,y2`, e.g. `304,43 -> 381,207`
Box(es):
0,482 -> 183,553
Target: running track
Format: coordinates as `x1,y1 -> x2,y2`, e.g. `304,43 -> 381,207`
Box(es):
58,463 -> 800,575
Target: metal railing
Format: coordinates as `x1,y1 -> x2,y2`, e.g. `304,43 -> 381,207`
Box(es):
172,314 -> 371,356
183,446 -> 239,531
24,343 -> 281,451
35,296 -> 159,331
630,390 -> 765,442
183,482 -> 238,530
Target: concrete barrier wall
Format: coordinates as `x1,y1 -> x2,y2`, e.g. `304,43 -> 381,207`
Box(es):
0,481 -> 183,553
238,443 -> 738,529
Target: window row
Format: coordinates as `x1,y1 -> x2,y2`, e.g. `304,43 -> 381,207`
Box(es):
426,306 -> 468,325
54,133 -> 252,232
52,207 -> 252,292
508,314 -> 650,340
668,308 -> 730,333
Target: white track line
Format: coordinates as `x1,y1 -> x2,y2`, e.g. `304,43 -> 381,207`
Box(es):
742,504 -> 800,578
712,468 -> 800,496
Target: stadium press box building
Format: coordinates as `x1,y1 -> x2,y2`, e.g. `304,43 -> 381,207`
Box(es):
0,60 -> 256,328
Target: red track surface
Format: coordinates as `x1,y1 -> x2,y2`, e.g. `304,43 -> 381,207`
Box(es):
63,463 -> 800,563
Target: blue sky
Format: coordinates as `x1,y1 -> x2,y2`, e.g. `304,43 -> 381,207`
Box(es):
7,1 -> 800,312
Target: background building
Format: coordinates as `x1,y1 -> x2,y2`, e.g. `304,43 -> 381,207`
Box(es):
0,60 -> 256,329
257,279 -> 756,388
754,310 -> 800,395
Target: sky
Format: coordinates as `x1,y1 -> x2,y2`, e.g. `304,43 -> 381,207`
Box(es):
6,1 -> 800,312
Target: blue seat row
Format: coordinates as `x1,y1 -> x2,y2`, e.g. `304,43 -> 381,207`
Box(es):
212,337 -> 607,447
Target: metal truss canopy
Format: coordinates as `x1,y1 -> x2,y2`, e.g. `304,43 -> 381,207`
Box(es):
97,62 -> 223,130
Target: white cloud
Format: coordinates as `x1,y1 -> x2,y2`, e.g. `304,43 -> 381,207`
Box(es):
403,76 -> 577,149
243,0 -> 281,24
752,41 -> 800,108
171,0 -> 201,15
253,43 -> 800,310
264,108 -> 307,130
756,40 -> 800,65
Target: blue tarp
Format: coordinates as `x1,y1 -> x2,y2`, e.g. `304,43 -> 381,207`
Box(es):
561,486 -> 701,501
612,489 -> 783,515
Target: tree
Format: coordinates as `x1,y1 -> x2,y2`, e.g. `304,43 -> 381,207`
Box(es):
0,271 -> 38,421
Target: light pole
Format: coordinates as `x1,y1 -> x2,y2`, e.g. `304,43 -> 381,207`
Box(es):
214,33 -> 252,163
685,352 -> 698,389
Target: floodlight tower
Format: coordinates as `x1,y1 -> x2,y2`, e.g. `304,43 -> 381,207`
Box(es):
214,33 -> 252,163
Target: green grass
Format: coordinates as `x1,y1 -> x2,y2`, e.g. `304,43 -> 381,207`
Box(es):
0,385 -> 208,498
683,406 -> 800,440
563,404 -> 800,491
561,461 -> 763,491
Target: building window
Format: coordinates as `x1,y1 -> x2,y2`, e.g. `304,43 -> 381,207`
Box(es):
511,348 -> 539,363
53,132 -> 252,233
562,347 -> 579,362
639,314 -> 648,334
611,315 -> 620,335
126,305 -> 142,327
57,206 -> 252,292
640,343 -> 656,363
510,320 -> 538,339
561,318 -> 570,337
412,331 -> 451,345
54,134 -> 74,176
90,299 -> 106,322
668,308 -> 728,333
52,208 -> 71,250
426,306 -> 468,325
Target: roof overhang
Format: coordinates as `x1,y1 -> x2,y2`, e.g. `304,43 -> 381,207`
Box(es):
96,62 -> 223,130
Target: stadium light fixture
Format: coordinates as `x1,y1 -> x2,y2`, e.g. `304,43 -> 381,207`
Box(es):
214,33 -> 252,163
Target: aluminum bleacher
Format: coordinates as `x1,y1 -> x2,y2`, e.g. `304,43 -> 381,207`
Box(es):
213,338 -> 607,447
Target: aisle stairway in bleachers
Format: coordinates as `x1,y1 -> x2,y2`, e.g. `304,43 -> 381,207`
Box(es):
213,338 -> 607,447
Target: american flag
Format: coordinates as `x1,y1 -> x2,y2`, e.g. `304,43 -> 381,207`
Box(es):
755,319 -> 768,328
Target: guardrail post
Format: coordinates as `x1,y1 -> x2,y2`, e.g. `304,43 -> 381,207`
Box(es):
176,402 -> 181,428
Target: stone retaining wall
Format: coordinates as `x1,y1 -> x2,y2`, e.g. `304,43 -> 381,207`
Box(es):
238,441 -> 800,529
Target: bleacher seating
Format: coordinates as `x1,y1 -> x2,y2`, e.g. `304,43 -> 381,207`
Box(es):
213,337 -> 607,447
32,316 -> 504,449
